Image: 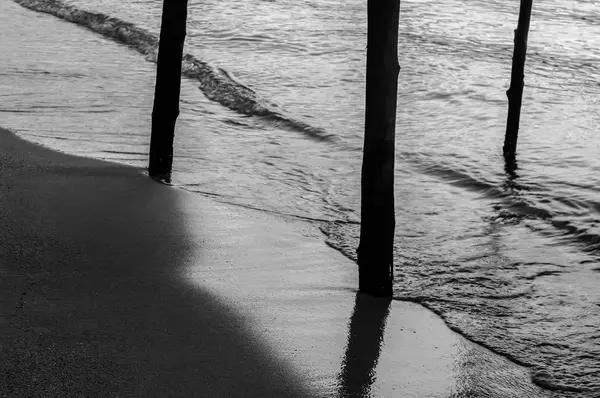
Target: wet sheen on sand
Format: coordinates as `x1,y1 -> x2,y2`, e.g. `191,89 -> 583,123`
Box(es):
0,128 -> 550,396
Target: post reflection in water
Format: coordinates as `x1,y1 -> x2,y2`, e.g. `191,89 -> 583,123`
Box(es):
337,293 -> 392,397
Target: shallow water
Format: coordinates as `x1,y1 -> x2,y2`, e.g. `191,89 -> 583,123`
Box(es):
1,0 -> 599,394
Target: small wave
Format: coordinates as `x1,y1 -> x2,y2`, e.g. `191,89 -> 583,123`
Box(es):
416,162 -> 497,194
520,270 -> 564,280
101,150 -> 147,156
0,109 -> 33,114
411,157 -> 600,256
531,371 -> 585,393
13,0 -> 334,143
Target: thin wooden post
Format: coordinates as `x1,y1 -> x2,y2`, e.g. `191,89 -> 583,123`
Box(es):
148,0 -> 188,180
357,0 -> 401,297
504,0 -> 533,158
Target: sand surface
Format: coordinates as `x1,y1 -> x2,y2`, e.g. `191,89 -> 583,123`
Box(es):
0,127 -> 550,397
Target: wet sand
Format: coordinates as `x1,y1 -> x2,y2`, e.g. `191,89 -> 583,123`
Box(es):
0,127 -> 550,397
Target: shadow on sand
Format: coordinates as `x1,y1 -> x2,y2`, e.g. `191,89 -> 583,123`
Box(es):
0,129 -> 310,396
337,293 -> 391,397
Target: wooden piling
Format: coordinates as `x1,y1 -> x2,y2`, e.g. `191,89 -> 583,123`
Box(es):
504,0 -> 533,158
357,0 -> 401,297
148,0 -> 189,181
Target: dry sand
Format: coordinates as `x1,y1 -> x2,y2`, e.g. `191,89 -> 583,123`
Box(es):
0,127 -> 551,397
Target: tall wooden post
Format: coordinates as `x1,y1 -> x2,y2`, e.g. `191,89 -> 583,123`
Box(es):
148,0 -> 188,180
504,0 -> 533,158
357,0 -> 401,297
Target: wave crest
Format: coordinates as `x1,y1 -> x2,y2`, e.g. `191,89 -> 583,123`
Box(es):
14,0 -> 335,142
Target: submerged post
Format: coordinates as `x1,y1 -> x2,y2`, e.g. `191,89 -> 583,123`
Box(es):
504,0 -> 533,158
357,0 -> 401,297
148,0 -> 189,180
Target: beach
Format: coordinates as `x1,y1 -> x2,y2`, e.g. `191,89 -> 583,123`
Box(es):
0,127 -> 552,396
2,0 -> 599,394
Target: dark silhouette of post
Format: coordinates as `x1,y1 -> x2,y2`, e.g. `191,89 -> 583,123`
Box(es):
357,0 -> 401,297
504,0 -> 533,158
148,0 -> 188,180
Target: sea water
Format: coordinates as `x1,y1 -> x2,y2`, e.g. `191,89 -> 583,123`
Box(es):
1,0 -> 599,395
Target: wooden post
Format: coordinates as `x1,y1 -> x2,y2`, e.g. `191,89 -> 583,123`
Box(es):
504,0 -> 533,158
357,0 -> 401,297
148,0 -> 188,180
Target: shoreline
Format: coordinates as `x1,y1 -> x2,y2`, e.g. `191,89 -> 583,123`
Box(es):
2,125 -> 556,388
0,127 -> 552,396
